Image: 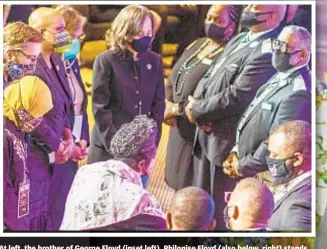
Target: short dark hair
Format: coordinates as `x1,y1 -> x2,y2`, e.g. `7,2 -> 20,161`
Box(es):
271,120 -> 311,159
169,187 -> 215,230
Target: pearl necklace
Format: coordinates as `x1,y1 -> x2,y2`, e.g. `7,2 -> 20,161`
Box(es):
175,39 -> 222,95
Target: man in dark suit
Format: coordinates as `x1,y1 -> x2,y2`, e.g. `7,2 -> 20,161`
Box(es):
183,5 -> 286,230
225,178 -> 274,231
223,25 -> 311,180
265,121 -> 311,231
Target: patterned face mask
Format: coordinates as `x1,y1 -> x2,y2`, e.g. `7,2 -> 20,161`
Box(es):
5,61 -> 36,80
16,109 -> 42,132
53,31 -> 73,54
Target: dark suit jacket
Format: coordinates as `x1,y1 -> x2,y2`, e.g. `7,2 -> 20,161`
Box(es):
89,214 -> 167,231
238,66 -> 311,176
29,53 -> 74,176
70,58 -> 90,143
269,176 -> 311,231
89,49 -> 165,162
315,205 -> 327,249
191,29 -> 278,166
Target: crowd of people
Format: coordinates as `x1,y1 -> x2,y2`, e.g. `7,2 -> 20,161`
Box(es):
3,4 -> 312,232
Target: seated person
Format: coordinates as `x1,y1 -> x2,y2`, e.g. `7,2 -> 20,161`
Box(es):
166,187 -> 216,231
267,120 -> 311,231
224,178 -> 274,231
60,115 -> 166,231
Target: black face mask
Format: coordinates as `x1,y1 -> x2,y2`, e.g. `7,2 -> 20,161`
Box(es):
266,155 -> 294,185
272,49 -> 299,72
204,23 -> 227,42
241,11 -> 273,28
131,36 -> 152,53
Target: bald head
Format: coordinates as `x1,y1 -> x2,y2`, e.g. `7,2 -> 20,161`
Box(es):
227,178 -> 274,230
167,187 -> 215,231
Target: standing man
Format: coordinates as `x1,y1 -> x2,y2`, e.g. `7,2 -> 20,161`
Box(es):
223,25 -> 311,181
266,121 -> 311,231
184,5 -> 286,230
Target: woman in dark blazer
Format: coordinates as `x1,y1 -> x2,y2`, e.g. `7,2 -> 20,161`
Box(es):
164,5 -> 243,190
47,5 -> 90,230
88,5 -> 165,168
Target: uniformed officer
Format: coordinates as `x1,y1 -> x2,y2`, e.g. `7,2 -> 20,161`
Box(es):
223,25 -> 312,181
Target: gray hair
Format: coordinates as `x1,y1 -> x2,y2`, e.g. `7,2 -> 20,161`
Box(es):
110,115 -> 158,161
282,25 -> 311,53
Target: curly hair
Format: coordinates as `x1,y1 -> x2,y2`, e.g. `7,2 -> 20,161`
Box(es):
110,115 -> 158,161
4,21 -> 43,51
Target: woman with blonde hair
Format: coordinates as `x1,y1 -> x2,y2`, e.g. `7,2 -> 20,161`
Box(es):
3,22 -> 43,86
88,5 -> 165,188
48,5 -> 90,231
4,76 -> 53,230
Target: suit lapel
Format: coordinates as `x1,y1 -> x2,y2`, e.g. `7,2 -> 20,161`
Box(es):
237,66 -> 310,132
50,53 -> 73,102
273,176 -> 311,212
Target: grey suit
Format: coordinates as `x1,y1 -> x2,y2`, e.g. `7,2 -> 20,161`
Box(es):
315,205 -> 327,249
269,175 -> 311,231
190,29 -> 279,230
237,66 -> 311,177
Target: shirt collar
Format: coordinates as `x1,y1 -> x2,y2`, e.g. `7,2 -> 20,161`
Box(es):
276,64 -> 308,80
248,28 -> 274,42
274,171 -> 311,198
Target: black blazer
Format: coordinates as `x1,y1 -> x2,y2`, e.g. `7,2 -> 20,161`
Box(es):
191,29 -> 279,166
237,66 -> 311,176
269,175 -> 311,231
31,53 -> 74,154
90,49 -> 165,156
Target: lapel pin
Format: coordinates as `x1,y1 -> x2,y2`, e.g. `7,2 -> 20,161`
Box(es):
147,64 -> 152,70
56,65 -> 60,71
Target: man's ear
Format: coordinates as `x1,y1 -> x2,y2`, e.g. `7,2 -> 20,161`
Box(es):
293,152 -> 304,167
208,218 -> 216,231
230,205 -> 239,219
166,212 -> 172,230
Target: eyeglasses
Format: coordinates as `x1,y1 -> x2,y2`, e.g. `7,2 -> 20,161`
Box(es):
15,50 -> 39,62
272,39 -> 303,54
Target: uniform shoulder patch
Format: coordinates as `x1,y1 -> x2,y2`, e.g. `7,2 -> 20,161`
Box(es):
293,75 -> 307,92
261,38 -> 272,54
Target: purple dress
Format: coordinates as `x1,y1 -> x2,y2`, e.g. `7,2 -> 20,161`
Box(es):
3,119 -> 30,231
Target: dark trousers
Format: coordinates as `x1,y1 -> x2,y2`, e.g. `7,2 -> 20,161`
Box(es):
193,152 -> 236,231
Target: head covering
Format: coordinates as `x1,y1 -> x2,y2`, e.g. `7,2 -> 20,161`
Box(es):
60,159 -> 165,230
110,115 -> 158,160
4,75 -> 53,130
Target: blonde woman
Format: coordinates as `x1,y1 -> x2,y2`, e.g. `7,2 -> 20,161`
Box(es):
3,22 -> 43,86
4,76 -> 53,231
88,5 -> 165,182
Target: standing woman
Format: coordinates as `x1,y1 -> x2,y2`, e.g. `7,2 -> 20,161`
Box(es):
3,22 -> 43,87
88,5 -> 165,168
46,5 -> 90,231
4,76 -> 53,231
164,5 -> 243,190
